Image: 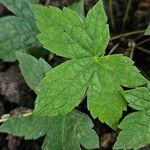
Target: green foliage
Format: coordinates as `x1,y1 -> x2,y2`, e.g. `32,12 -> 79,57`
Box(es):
0,0 -> 40,61
26,0 -> 39,3
31,1 -> 109,58
145,23 -> 150,35
114,84 -> 150,149
31,1 -> 147,129
0,1 -> 149,149
68,1 -> 85,20
0,111 -> 99,150
16,52 -> 51,93
0,115 -> 48,140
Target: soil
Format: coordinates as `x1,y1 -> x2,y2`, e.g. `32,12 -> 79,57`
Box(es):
0,0 -> 150,150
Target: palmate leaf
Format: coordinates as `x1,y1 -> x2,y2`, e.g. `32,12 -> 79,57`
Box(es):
114,84 -> 150,149
0,0 -> 40,61
16,52 -> 51,93
0,111 -> 99,150
31,1 -> 147,128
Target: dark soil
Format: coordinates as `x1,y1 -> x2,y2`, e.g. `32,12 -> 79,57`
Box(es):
0,0 -> 150,149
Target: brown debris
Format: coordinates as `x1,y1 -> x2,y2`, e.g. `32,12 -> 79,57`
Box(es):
6,135 -> 21,150
139,0 -> 150,9
101,132 -> 117,149
0,65 -> 34,106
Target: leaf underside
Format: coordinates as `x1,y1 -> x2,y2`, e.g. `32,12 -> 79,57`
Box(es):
0,111 -> 99,150
31,0 -> 147,129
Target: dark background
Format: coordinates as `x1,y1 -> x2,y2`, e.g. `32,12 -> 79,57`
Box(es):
0,0 -> 150,149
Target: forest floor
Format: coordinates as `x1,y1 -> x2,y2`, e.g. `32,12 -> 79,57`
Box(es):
0,0 -> 150,149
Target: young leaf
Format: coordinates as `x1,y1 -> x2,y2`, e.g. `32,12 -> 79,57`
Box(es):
0,0 -> 40,61
31,1 -> 147,128
144,23 -> 150,35
114,85 -> 150,149
0,111 -> 99,150
16,52 -> 51,93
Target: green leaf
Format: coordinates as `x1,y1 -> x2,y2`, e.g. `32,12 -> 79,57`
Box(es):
0,111 -> 99,150
114,85 -> 150,149
0,0 -> 36,19
16,52 -> 51,93
85,0 -> 109,55
31,1 -> 147,128
145,24 -> 150,35
0,0 -> 40,61
68,1 -> 85,20
31,0 -> 109,58
114,111 -> 150,150
26,0 -> 39,4
123,86 -> 150,110
0,115 -> 48,139
0,16 -> 38,61
31,5 -> 91,58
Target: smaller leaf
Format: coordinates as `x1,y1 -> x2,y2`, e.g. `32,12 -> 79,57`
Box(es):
114,111 -> 150,150
145,24 -> 150,35
122,86 -> 150,110
16,52 -> 51,93
114,85 -> 150,149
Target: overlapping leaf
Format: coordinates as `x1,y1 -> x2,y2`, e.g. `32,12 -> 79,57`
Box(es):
0,0 -> 40,61
16,52 -> 51,93
0,111 -> 99,150
114,84 -> 150,149
31,1 -> 147,128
